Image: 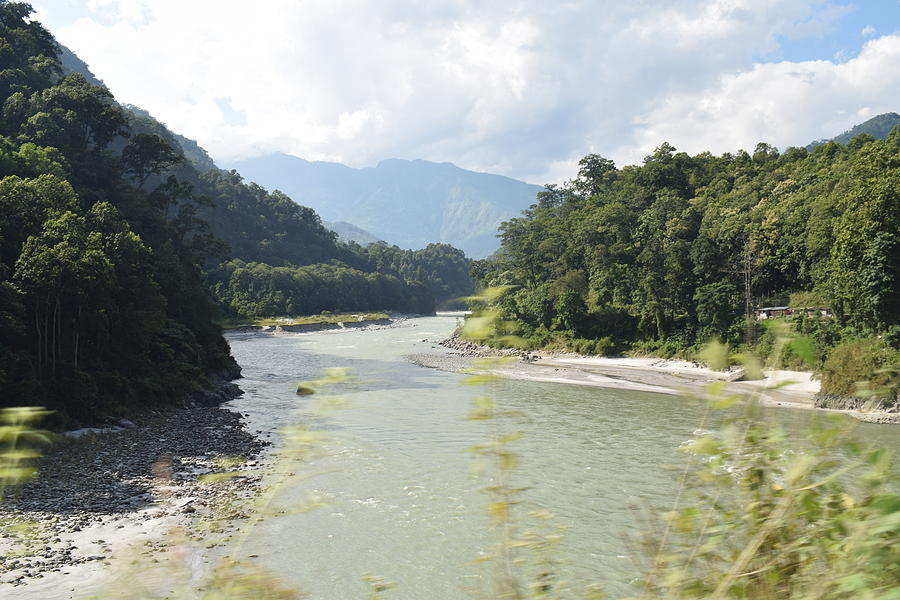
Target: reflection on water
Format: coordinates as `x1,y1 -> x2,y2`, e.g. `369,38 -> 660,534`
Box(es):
224,316 -> 899,600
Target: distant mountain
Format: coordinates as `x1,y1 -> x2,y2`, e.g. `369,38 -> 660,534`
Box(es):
226,154 -> 543,258
807,112 -> 900,150
325,221 -> 381,245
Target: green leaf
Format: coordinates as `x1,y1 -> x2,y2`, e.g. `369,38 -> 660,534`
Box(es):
699,340 -> 729,371
789,336 -> 818,365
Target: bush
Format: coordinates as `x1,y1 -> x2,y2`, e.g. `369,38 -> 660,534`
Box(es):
754,320 -> 821,370
639,410 -> 900,599
566,337 -> 616,356
820,337 -> 899,405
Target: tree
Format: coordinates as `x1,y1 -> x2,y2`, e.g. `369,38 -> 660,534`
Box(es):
694,281 -> 739,338
13,211 -> 111,374
121,133 -> 182,188
573,154 -> 617,198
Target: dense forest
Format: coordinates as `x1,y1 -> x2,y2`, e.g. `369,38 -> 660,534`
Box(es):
209,242 -> 472,318
473,134 -> 899,401
0,3 -> 472,424
0,2 -> 237,423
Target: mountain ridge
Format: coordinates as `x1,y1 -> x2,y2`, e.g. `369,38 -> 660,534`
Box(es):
324,220 -> 382,245
226,152 -> 544,258
806,112 -> 900,150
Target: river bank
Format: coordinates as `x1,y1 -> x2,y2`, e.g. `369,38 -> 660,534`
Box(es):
0,314 -> 423,598
0,404 -> 269,598
4,314 -> 894,598
409,335 -> 900,424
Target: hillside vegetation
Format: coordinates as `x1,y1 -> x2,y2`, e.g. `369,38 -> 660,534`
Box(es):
474,136 -> 899,402
0,2 -> 236,423
807,112 -> 900,150
0,4 -> 472,423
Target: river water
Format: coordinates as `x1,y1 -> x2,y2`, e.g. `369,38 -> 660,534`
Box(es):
223,314 -> 899,599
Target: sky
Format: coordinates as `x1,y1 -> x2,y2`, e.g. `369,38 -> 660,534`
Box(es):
30,0 -> 900,185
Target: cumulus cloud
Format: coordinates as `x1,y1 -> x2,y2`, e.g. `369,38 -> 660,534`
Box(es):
36,0 -> 892,183
624,35 -> 900,164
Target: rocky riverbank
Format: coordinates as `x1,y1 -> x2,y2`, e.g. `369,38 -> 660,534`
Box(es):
0,402 -> 269,596
813,393 -> 900,424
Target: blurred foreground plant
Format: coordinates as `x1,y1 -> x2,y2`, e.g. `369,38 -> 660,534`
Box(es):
633,341 -> 900,600
0,406 -> 53,561
85,369 -> 355,600
463,288 -> 589,599
0,406 -> 52,501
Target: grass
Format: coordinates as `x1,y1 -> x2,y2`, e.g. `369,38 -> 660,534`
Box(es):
219,312 -> 391,330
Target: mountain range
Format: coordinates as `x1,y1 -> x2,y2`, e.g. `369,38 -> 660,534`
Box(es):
324,221 -> 382,245
225,154 -> 543,258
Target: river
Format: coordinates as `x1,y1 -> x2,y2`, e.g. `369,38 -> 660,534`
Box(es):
223,314 -> 899,599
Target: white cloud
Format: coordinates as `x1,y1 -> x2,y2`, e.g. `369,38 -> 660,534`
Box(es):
624,35 -> 900,164
36,0 -> 886,184
861,24 -> 877,37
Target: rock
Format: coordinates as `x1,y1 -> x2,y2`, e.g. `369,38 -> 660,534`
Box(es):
0,398 -> 268,585
724,368 -> 745,382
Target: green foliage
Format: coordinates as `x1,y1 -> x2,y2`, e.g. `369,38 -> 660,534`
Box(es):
820,337 -> 900,407
475,125 -> 900,394
357,241 -> 474,308
121,132 -> 182,188
0,406 -> 52,500
0,4 -> 470,423
0,4 -> 237,424
808,112 -> 900,150
213,260 -> 435,318
635,406 -> 900,600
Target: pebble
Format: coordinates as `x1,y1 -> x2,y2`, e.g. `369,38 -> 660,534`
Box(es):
0,400 -> 269,584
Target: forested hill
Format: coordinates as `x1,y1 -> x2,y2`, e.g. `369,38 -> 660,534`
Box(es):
0,3 -> 239,424
227,153 -> 544,258
807,112 -> 900,151
0,5 -> 473,425
475,137 -> 899,397
55,44 -> 474,314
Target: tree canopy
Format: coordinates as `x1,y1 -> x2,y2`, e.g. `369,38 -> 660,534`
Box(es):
474,132 -> 900,388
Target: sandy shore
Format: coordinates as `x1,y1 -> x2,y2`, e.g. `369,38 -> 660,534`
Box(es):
411,350 -> 817,405
226,314 -> 416,336
411,337 -> 898,423
523,355 -> 820,406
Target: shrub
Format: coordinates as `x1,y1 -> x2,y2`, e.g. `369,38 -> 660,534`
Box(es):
638,409 -> 900,600
820,337 -> 900,404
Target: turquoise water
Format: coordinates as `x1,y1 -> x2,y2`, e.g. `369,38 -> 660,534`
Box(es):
224,315 -> 899,599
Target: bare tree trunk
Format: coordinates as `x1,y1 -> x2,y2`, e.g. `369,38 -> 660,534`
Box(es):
74,303 -> 82,369
52,297 -> 58,376
34,303 -> 42,376
743,240 -> 754,347
45,311 -> 51,376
